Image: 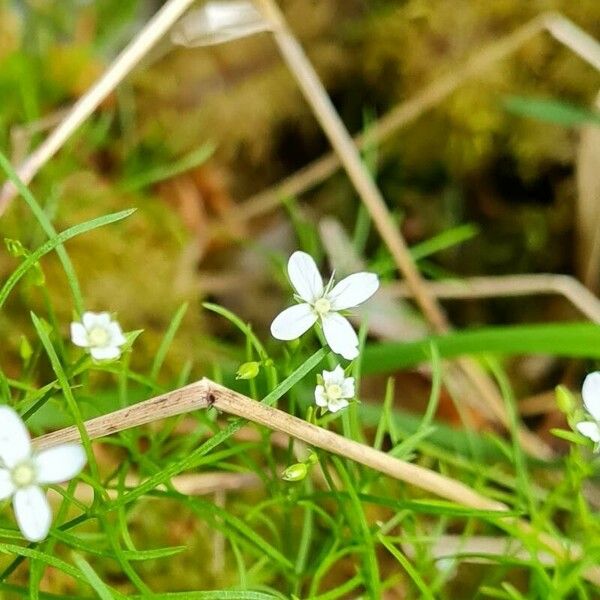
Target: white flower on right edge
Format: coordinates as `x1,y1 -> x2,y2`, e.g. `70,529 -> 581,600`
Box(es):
315,365 -> 355,413
271,251 -> 379,360
0,406 -> 86,542
71,311 -> 126,361
577,372 -> 600,450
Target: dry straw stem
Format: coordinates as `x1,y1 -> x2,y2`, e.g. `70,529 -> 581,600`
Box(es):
31,378 -> 600,585
34,378 -> 501,510
386,274 -> 600,324
0,0 -> 198,214
57,472 -> 261,504
239,12 -> 600,220
254,0 -> 448,333
255,0 -> 551,460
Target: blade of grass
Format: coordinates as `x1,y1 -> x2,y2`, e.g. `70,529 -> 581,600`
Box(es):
0,151 -> 84,313
0,208 -> 135,310
150,302 -> 189,380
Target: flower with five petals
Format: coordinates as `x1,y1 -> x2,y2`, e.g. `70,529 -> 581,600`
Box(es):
315,365 -> 355,413
71,311 -> 126,361
270,252 -> 379,360
577,372 -> 600,450
0,406 -> 86,542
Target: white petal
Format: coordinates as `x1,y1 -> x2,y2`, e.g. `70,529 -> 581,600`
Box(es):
314,385 -> 327,407
341,377 -> 355,398
322,365 -> 344,386
13,486 -> 52,542
287,252 -> 324,303
70,322 -> 90,347
322,313 -> 359,360
270,304 -> 317,341
34,445 -> 86,485
82,311 -> 101,329
328,272 -> 379,311
90,345 -> 121,361
0,469 -> 15,500
0,406 -> 31,469
108,322 -> 126,346
328,398 -> 349,413
582,372 -> 600,421
576,421 -> 600,443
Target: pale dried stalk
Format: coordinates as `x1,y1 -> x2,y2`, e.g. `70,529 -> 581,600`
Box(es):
402,535 -> 555,566
254,0 -> 448,333
254,0 -> 551,460
59,472 -> 261,504
239,14 -> 548,220
0,0 -> 197,213
385,273 -> 600,324
33,380 -> 208,449
238,12 -> 599,220
34,378 -> 501,510
31,378 -> 600,585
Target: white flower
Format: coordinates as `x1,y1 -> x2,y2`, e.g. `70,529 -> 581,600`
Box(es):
0,406 -> 86,542
576,372 -> 600,449
315,365 -> 355,413
270,251 -> 379,360
71,311 -> 126,361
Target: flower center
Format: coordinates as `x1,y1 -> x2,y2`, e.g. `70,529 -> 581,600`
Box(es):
326,383 -> 342,400
314,297 -> 331,316
88,326 -> 109,347
11,462 -> 36,488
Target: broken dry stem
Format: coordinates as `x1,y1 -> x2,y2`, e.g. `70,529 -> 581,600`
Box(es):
32,378 -> 600,585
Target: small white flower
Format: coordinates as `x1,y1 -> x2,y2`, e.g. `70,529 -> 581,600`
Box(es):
71,311 -> 126,361
271,251 -> 379,360
576,372 -> 600,450
0,406 -> 86,542
314,365 -> 355,413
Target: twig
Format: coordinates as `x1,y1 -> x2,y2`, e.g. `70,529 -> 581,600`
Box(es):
32,380 -> 209,449
56,472 -> 261,504
34,379 -> 502,510
238,12 -> 599,221
385,274 -> 600,324
31,378 -> 600,585
238,14 -> 547,220
0,0 -> 197,214
402,535 -> 555,566
254,0 -> 448,332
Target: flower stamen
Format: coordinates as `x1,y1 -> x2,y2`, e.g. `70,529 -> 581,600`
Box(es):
11,463 -> 36,488
88,326 -> 109,347
314,297 -> 331,316
326,383 -> 342,400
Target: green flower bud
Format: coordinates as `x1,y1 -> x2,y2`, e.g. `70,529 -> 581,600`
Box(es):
5,238 -> 27,258
236,361 -> 260,380
19,336 -> 32,363
282,462 -> 308,482
306,451 -> 318,465
556,385 -> 575,415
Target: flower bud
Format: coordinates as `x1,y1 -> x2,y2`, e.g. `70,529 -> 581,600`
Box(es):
556,385 -> 575,415
19,336 -> 32,363
236,361 -> 260,380
281,462 -> 307,482
306,451 -> 318,465
5,238 -> 27,258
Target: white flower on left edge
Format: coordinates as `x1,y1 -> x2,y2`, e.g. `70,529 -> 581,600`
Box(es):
576,372 -> 600,450
315,365 -> 355,413
0,406 -> 86,542
71,311 -> 126,361
271,251 -> 379,360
